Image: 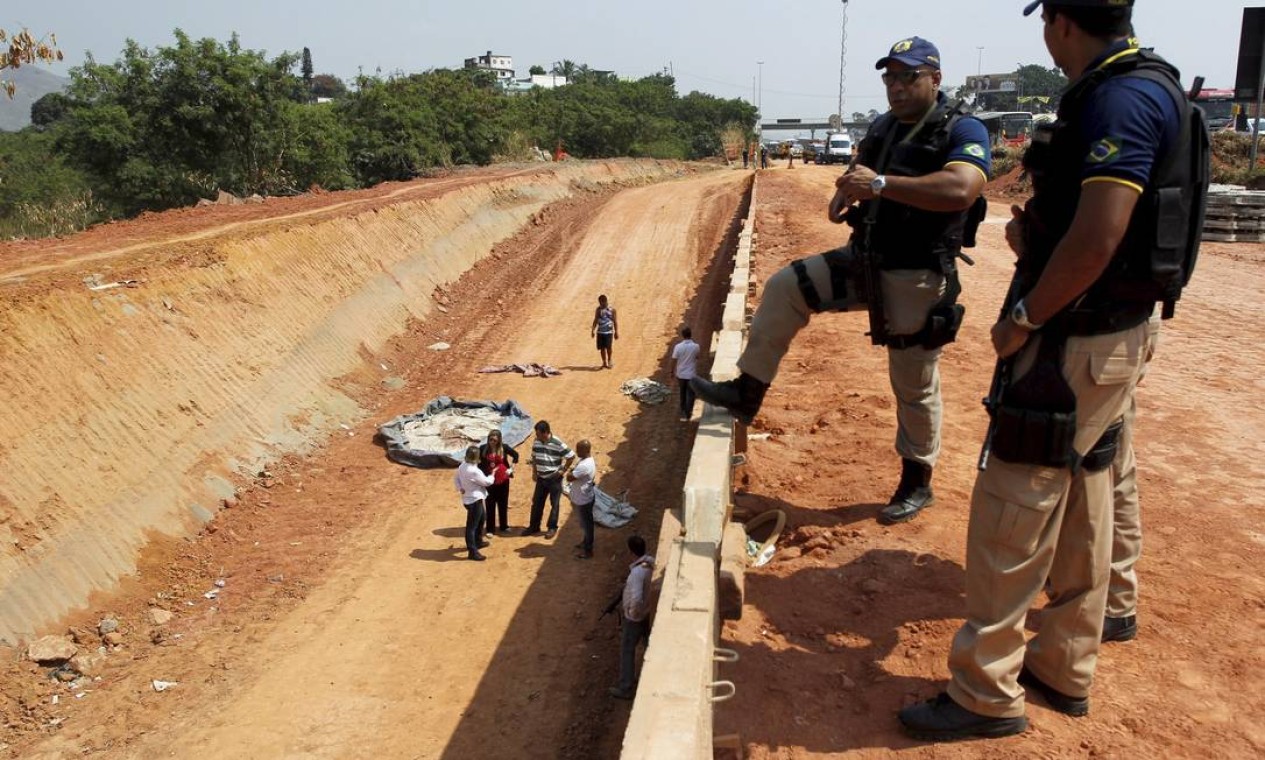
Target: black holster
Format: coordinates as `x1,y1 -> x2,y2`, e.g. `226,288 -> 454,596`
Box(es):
992,326 -> 1079,470
1081,417 -> 1124,472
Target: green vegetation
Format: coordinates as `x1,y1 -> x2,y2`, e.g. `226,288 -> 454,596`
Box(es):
0,30 -> 757,239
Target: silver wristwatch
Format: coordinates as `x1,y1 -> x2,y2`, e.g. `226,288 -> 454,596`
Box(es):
870,174 -> 887,197
1010,298 -> 1042,331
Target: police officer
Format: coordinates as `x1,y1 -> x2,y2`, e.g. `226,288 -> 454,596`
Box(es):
691,36 -> 991,525
900,0 -> 1205,740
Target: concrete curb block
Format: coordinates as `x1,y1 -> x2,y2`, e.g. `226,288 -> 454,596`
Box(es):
621,173 -> 757,759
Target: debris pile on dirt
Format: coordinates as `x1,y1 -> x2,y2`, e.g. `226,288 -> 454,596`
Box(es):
987,165 -> 1031,198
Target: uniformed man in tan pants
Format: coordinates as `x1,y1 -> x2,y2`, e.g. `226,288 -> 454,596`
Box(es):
900,0 -> 1205,740
692,36 -> 991,525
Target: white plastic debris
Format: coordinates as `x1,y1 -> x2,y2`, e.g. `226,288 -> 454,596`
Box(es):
203,589 -> 219,600
51,695 -> 59,705
213,579 -> 226,588
427,342 -> 451,351
152,680 -> 178,692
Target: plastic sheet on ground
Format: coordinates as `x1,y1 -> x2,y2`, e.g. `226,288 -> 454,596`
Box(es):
478,363 -> 562,378
619,377 -> 670,405
565,484 -> 638,528
378,397 -> 533,468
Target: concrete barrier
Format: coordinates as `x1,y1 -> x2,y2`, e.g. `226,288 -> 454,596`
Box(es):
620,174 -> 758,759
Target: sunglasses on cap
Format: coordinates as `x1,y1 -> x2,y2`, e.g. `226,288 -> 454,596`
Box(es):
881,69 -> 934,87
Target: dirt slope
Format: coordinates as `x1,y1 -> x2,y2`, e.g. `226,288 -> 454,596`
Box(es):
715,165 -> 1265,758
1,166 -> 750,758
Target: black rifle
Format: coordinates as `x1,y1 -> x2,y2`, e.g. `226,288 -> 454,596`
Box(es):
978,269 -> 1026,471
856,215 -> 887,346
600,591 -> 622,620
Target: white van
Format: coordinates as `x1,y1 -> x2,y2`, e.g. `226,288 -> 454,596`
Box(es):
824,133 -> 853,165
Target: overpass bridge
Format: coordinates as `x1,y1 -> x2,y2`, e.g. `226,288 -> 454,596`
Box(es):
759,117 -> 871,138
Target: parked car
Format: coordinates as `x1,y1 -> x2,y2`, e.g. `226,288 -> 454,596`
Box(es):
822,132 -> 853,165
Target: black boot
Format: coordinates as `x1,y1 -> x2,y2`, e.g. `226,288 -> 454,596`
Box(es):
689,373 -> 769,425
878,458 -> 934,525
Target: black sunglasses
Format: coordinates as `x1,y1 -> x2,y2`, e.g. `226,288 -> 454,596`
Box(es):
881,69 -> 934,87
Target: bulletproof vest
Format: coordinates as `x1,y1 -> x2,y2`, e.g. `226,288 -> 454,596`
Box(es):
1021,48 -> 1208,318
853,102 -> 971,271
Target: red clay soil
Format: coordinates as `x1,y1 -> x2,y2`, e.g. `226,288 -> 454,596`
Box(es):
715,164 -> 1265,758
0,166 -> 747,758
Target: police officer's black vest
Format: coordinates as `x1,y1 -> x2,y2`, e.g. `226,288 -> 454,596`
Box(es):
1022,48 -> 1209,323
853,101 -> 972,272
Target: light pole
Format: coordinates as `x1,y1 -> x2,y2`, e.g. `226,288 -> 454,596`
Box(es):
757,60 -> 764,140
977,47 -> 984,76
838,0 -> 849,124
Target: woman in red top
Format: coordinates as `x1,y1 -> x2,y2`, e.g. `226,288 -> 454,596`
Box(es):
479,429 -> 520,536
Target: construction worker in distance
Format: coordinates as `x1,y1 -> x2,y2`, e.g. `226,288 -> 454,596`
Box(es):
691,36 -> 991,526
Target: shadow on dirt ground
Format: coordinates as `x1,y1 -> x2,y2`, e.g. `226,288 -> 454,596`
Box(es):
438,177 -> 751,760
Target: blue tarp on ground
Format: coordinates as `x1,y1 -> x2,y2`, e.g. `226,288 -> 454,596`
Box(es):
378,397 -> 534,468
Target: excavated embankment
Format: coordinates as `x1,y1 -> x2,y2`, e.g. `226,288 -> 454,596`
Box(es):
0,159 -> 696,645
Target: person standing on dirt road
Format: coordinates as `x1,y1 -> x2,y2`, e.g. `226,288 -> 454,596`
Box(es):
760,144 -> 769,170
478,429 -> 520,537
523,420 -> 576,539
592,294 -> 619,369
691,35 -> 991,526
900,0 -> 1205,740
609,534 -> 654,700
567,439 -> 598,558
454,445 -> 495,561
671,327 -> 701,421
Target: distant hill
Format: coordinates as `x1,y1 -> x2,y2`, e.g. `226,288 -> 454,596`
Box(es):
0,66 -> 69,131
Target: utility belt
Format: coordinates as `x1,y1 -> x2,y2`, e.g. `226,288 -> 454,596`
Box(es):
1061,301 -> 1155,336
791,247 -> 965,350
989,319 -> 1125,473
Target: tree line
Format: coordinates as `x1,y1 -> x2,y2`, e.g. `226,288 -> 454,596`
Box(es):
0,31 -> 756,238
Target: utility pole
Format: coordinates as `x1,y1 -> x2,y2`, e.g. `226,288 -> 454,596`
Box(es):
838,0 -> 850,124
757,60 -> 764,140
977,47 -> 984,76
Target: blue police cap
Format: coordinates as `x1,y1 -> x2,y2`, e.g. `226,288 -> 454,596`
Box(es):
1024,0 -> 1134,16
874,37 -> 942,70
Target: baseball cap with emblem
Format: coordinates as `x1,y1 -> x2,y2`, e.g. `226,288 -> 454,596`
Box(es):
1024,0 -> 1134,16
874,37 -> 942,70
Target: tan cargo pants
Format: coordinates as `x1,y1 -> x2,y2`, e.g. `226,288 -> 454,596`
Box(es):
947,320 -> 1150,718
1107,313 -> 1161,619
737,248 -> 946,466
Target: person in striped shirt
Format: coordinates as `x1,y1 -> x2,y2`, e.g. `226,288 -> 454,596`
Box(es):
522,420 -> 575,539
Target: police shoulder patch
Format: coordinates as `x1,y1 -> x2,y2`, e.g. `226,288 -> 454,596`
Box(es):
964,143 -> 986,159
1087,136 -> 1123,164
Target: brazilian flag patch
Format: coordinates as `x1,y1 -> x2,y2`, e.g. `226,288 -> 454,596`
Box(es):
1087,136 -> 1123,164
964,143 -> 986,159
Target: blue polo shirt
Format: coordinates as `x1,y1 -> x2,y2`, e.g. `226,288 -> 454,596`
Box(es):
1079,40 -> 1182,192
944,116 -> 993,180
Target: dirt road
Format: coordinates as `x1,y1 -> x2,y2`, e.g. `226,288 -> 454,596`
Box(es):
716,166 -> 1265,757
4,167 -> 749,758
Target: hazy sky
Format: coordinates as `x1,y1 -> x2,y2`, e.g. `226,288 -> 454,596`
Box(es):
19,0 -> 1246,121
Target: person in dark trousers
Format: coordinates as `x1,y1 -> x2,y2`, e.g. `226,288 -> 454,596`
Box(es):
760,144 -> 769,169
567,439 -> 597,558
453,445 -> 494,561
670,326 -> 701,421
609,535 -> 655,699
478,429 -> 520,536
591,294 -> 619,369
743,144 -> 750,169
522,420 -> 575,539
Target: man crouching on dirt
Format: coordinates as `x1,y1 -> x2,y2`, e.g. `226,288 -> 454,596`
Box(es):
692,36 -> 991,525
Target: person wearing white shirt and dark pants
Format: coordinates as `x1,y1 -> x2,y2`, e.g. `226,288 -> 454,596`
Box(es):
567,440 -> 597,559
671,327 -> 701,421
609,535 -> 655,699
454,445 -> 495,561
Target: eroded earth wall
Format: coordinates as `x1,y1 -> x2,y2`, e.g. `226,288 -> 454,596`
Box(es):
0,159 -> 690,644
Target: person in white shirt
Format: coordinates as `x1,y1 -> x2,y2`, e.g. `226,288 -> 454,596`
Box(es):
609,535 -> 655,699
453,445 -> 495,561
566,440 -> 597,559
670,326 -> 701,421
